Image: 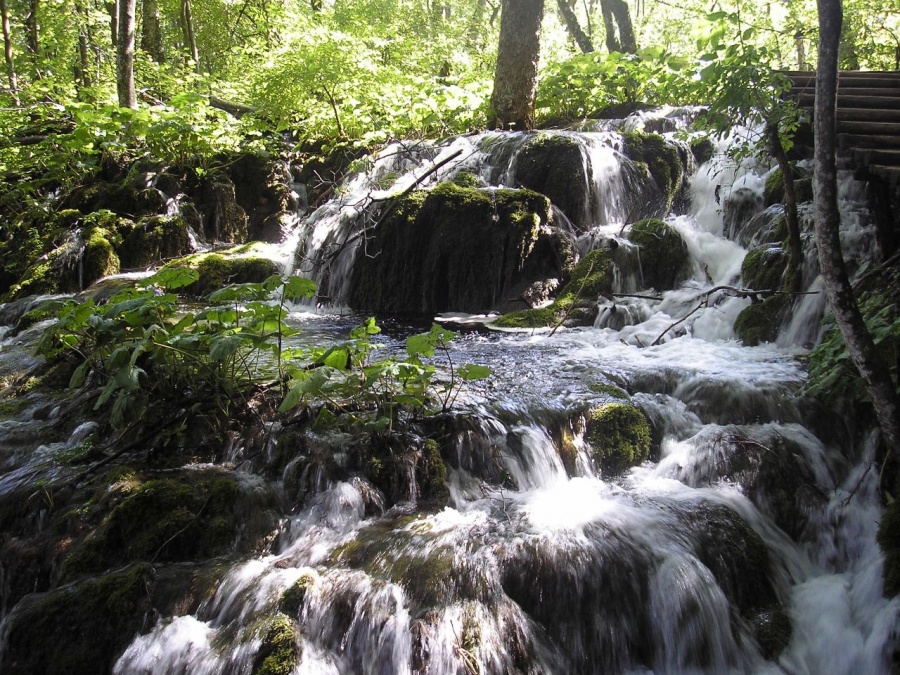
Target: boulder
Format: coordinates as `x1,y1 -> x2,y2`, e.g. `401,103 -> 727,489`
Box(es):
626,218 -> 691,291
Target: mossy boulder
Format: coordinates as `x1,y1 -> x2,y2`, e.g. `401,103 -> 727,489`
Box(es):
364,436 -> 450,508
584,402 -> 652,474
622,131 -> 685,216
690,137 -> 715,166
279,572 -> 316,616
119,215 -> 192,269
253,613 -> 300,675
742,245 -> 788,292
2,563 -> 154,674
197,173 -> 250,242
165,250 -> 280,297
348,182 -> 565,314
878,500 -> 900,597
513,133 -> 592,232
493,248 -> 613,328
60,471 -> 243,579
627,218 -> 691,291
764,168 -> 815,207
734,294 -> 789,346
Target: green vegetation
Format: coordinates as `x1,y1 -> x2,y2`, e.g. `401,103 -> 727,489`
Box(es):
584,402 -> 652,474
253,614 -> 299,675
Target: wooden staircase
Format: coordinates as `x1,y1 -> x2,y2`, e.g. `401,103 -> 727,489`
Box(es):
783,70 -> 900,186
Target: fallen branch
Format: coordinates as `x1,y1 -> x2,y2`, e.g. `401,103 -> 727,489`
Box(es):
208,95 -> 257,118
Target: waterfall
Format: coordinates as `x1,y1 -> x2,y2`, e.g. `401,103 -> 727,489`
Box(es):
2,116 -> 898,674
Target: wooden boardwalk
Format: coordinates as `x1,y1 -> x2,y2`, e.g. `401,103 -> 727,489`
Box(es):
783,70 -> 900,186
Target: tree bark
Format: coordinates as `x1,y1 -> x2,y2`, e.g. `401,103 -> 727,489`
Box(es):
489,0 -> 544,131
556,0 -> 594,53
0,0 -> 18,104
24,0 -> 38,56
116,0 -> 136,108
600,0 -> 636,53
814,0 -> 900,457
76,2 -> 92,91
141,0 -> 164,62
180,0 -> 199,70
107,0 -> 118,47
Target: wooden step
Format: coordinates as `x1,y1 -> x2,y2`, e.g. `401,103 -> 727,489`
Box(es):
838,121 -> 900,135
795,93 -> 900,110
839,134 -> 900,151
834,108 -> 900,122
852,148 -> 900,166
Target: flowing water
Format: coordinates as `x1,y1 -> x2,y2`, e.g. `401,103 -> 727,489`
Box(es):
2,116 -> 899,673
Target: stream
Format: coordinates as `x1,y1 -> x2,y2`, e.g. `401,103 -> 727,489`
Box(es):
2,111 -> 899,673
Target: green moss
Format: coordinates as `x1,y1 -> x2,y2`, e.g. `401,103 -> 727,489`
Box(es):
734,295 -> 789,346
622,131 -> 684,212
81,227 -> 121,285
585,402 -> 651,474
627,218 -> 690,291
588,383 -> 630,399
492,248 -> 613,328
690,137 -> 715,166
118,215 -> 190,269
451,171 -> 480,188
253,614 -> 299,675
878,500 -> 900,597
164,252 -> 279,297
764,168 -> 785,207
420,439 -> 450,506
279,573 -> 315,616
61,473 -> 239,579
2,563 -> 153,674
742,245 -> 787,292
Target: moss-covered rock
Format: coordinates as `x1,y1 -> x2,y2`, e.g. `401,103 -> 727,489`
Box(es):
734,295 -> 789,346
493,248 -> 613,328
627,218 -> 691,291
622,131 -> 685,215
197,173 -> 249,243
2,563 -> 154,674
742,245 -> 788,292
119,215 -> 192,269
764,168 -> 814,207
253,613 -> 300,675
513,132 -> 592,232
348,182 -> 564,314
584,402 -> 651,474
61,471 -> 242,579
878,500 -> 900,597
690,137 -> 715,166
279,572 -> 316,616
164,250 -> 280,297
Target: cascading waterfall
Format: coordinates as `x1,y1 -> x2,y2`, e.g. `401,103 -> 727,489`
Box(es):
2,110 -> 899,674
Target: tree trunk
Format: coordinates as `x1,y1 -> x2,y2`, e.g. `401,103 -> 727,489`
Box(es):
556,0 -> 594,53
116,0 -> 136,108
814,0 -> 900,457
489,0 -> 544,131
76,2 -> 92,91
24,0 -> 38,56
766,124 -> 803,292
600,0 -> 636,53
107,0 -> 118,47
0,0 -> 18,104
141,0 -> 164,62
180,0 -> 199,70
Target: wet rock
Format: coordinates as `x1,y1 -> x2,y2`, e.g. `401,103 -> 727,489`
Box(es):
164,250 -> 280,297
513,133 -> 592,232
750,607 -> 793,659
878,499 -> 900,597
723,187 -> 765,243
2,563 -> 154,675
493,248 -> 613,328
252,613 -> 300,675
626,218 -> 691,291
196,173 -> 249,243
118,215 -> 191,269
621,131 -> 686,216
584,401 -> 652,474
348,182 -> 565,314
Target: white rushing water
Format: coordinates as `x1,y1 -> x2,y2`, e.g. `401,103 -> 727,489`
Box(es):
3,114 -> 897,673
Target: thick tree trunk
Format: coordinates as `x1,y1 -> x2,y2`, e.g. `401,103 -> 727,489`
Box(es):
556,0 -> 593,53
600,0 -> 636,53
141,0 -> 164,62
0,0 -> 18,104
766,124 -> 803,292
814,0 -> 900,457
180,0 -> 199,70
116,0 -> 136,108
489,0 -> 544,131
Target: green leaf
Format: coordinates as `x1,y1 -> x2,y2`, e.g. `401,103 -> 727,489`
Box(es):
457,363 -> 491,381
209,334 -> 245,361
146,266 -> 200,290
283,276 -> 317,300
69,361 -> 90,388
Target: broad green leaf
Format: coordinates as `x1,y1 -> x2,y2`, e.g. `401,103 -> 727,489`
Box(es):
457,363 -> 491,381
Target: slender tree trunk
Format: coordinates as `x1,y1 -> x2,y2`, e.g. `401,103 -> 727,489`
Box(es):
0,0 -> 19,104
141,0 -> 164,62
24,0 -> 38,56
76,2 -> 92,91
180,0 -> 199,70
107,0 -> 118,47
466,0 -> 487,49
814,0 -> 900,457
600,0 -> 636,53
766,124 -> 803,292
557,0 -> 594,53
489,0 -> 544,131
116,0 -> 136,108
